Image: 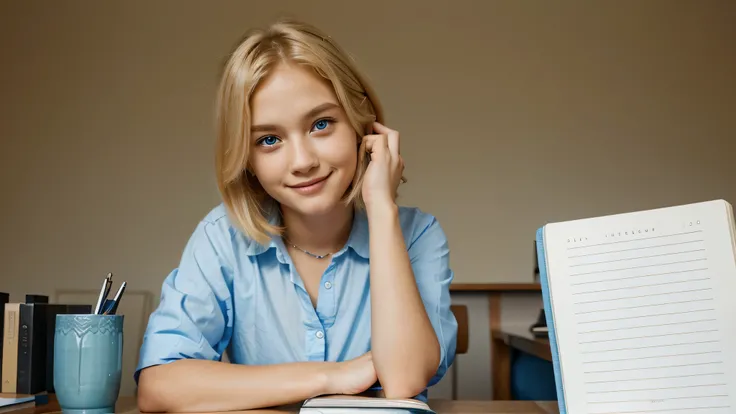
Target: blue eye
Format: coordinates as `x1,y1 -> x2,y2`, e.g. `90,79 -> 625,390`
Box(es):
313,119 -> 332,131
258,135 -> 280,146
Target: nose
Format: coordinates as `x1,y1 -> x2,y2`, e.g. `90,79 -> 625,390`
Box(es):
289,137 -> 319,174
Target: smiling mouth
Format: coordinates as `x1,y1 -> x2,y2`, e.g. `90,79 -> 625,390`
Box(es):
288,173 -> 331,188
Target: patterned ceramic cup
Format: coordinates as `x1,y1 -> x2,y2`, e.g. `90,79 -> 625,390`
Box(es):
54,314 -> 124,414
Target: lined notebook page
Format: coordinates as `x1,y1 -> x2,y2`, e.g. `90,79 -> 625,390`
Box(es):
544,200 -> 736,414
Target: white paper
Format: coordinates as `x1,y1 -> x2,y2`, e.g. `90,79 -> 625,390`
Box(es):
0,396 -> 34,407
545,200 -> 736,414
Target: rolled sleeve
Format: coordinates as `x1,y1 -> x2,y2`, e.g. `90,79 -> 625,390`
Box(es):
135,220 -> 234,382
408,215 -> 458,387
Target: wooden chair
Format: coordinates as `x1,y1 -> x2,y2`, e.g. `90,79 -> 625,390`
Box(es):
450,304 -> 469,400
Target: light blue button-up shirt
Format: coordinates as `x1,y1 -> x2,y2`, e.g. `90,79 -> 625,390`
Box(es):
135,204 -> 458,400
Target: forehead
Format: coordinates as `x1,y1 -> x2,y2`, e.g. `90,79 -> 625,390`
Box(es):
250,63 -> 339,125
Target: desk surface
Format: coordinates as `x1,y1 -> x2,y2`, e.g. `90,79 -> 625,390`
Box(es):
21,395 -> 560,414
492,326 -> 551,362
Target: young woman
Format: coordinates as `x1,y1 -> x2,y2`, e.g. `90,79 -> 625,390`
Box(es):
135,19 -> 457,413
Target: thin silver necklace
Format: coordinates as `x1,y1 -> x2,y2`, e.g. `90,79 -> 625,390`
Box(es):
286,240 -> 336,259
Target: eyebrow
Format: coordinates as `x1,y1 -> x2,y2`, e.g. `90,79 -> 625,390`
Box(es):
250,102 -> 340,133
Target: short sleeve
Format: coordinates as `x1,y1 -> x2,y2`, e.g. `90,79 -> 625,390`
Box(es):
407,215 -> 458,387
134,220 -> 234,382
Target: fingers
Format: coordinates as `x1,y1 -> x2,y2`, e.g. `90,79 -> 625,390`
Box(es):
362,133 -> 388,161
372,122 -> 400,157
364,122 -> 402,167
362,123 -> 405,194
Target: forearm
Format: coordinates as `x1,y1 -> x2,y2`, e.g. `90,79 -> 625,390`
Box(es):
137,359 -> 334,412
367,203 -> 440,398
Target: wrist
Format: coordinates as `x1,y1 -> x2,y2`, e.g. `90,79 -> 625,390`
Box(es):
322,361 -> 342,395
365,199 -> 398,220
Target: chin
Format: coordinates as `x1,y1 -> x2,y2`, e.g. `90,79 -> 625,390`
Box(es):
283,196 -> 344,217
275,182 -> 351,217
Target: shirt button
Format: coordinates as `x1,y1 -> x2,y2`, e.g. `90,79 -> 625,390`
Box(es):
316,331 -> 324,339
324,281 -> 332,289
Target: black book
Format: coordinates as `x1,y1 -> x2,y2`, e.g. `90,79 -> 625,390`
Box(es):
0,292 -> 9,381
16,303 -> 92,394
25,295 -> 48,304
16,303 -> 45,394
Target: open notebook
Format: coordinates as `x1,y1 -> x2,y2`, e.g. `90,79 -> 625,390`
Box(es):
300,395 -> 435,413
536,199 -> 736,414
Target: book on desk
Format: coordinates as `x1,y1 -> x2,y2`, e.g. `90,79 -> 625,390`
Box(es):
2,295 -> 91,395
536,199 -> 736,414
0,395 -> 35,413
301,395 -> 435,413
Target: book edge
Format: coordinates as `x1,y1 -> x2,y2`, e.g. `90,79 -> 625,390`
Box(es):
302,397 -> 431,410
536,225 -> 567,414
544,199 -> 731,228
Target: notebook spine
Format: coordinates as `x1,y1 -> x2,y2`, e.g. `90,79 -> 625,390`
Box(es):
1,304 -> 19,393
536,227 -> 567,414
16,304 -> 33,394
0,292 -> 8,382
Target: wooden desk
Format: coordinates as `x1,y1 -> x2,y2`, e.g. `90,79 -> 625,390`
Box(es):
491,326 -> 551,400
21,395 -> 559,414
450,284 -> 542,292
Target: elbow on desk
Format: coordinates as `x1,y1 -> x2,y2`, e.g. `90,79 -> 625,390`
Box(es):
136,391 -> 163,413
379,366 -> 436,400
381,381 -> 428,400
137,366 -> 178,413
378,345 -> 440,399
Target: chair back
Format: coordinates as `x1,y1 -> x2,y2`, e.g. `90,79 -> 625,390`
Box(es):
451,304 -> 468,354
449,304 -> 469,400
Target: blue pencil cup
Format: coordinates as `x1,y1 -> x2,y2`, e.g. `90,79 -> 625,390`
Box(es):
54,314 -> 124,414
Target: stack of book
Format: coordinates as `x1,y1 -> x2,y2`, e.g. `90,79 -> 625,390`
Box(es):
1,293 -> 91,395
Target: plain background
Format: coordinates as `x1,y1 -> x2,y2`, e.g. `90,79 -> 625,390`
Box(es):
1,0 -> 734,398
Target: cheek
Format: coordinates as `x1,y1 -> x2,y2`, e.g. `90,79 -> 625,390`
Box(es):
250,153 -> 283,185
321,131 -> 358,168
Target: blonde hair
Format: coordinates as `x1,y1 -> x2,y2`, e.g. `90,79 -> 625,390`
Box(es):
215,19 -> 384,245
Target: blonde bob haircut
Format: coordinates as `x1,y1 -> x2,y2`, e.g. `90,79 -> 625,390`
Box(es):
215,19 -> 384,245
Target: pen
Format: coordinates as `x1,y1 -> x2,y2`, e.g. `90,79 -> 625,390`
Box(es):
93,273 -> 113,314
104,281 -> 127,315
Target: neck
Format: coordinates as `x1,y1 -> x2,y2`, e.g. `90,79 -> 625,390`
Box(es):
281,203 -> 354,255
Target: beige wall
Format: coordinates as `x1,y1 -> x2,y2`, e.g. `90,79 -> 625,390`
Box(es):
1,0 -> 734,398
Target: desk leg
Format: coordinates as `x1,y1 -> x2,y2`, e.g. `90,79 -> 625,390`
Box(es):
491,336 -> 511,399
489,292 -> 511,400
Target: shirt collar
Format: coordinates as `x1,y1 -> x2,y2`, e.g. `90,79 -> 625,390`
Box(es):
241,206 -> 283,258
241,206 -> 370,260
